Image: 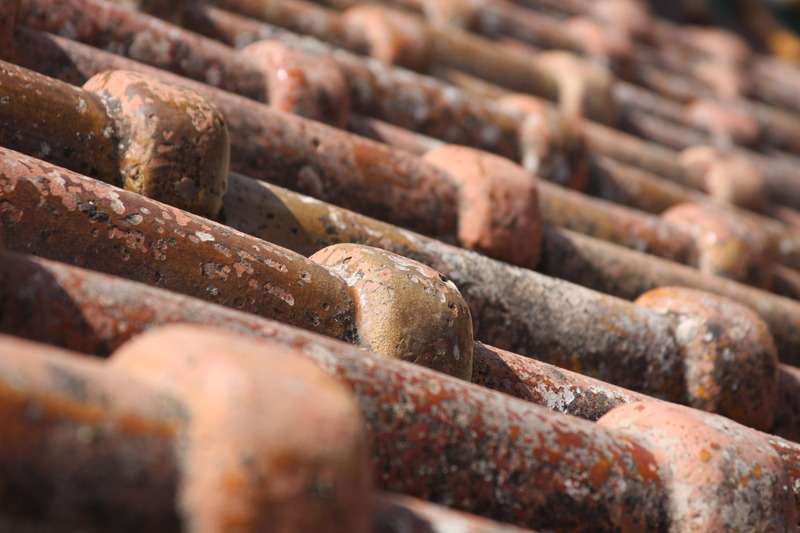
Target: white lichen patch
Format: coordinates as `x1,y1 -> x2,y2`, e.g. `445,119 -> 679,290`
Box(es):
535,383 -> 576,413
99,189 -> 125,215
194,230 -> 215,242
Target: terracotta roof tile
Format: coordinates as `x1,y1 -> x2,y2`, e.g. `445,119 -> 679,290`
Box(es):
3,0 -> 800,529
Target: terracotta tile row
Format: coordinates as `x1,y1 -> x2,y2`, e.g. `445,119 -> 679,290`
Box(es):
8,240 -> 800,438
195,0 -> 800,204
2,33 -> 800,421
9,35 -> 800,367
15,0 -> 800,294
195,4 -> 800,220
1,91 -> 799,525
16,0 -> 800,215
10,97 -> 800,434
0,330 -> 540,532
3,0 -> 800,530
9,0 -> 800,406
0,145 -> 766,417
2,255 -> 800,530
327,0 -> 800,135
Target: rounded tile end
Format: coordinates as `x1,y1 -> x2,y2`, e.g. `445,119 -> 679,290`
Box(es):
678,146 -> 768,212
240,40 -> 351,129
423,144 -> 542,269
343,6 -> 433,73
497,94 -> 589,190
84,70 -> 230,220
635,286 -> 779,430
599,401 -> 795,531
661,202 -> 772,287
310,244 -> 474,380
111,325 -> 373,533
534,50 -> 618,125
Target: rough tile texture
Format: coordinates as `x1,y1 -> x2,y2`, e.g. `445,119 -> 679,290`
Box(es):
3,0 -> 800,530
